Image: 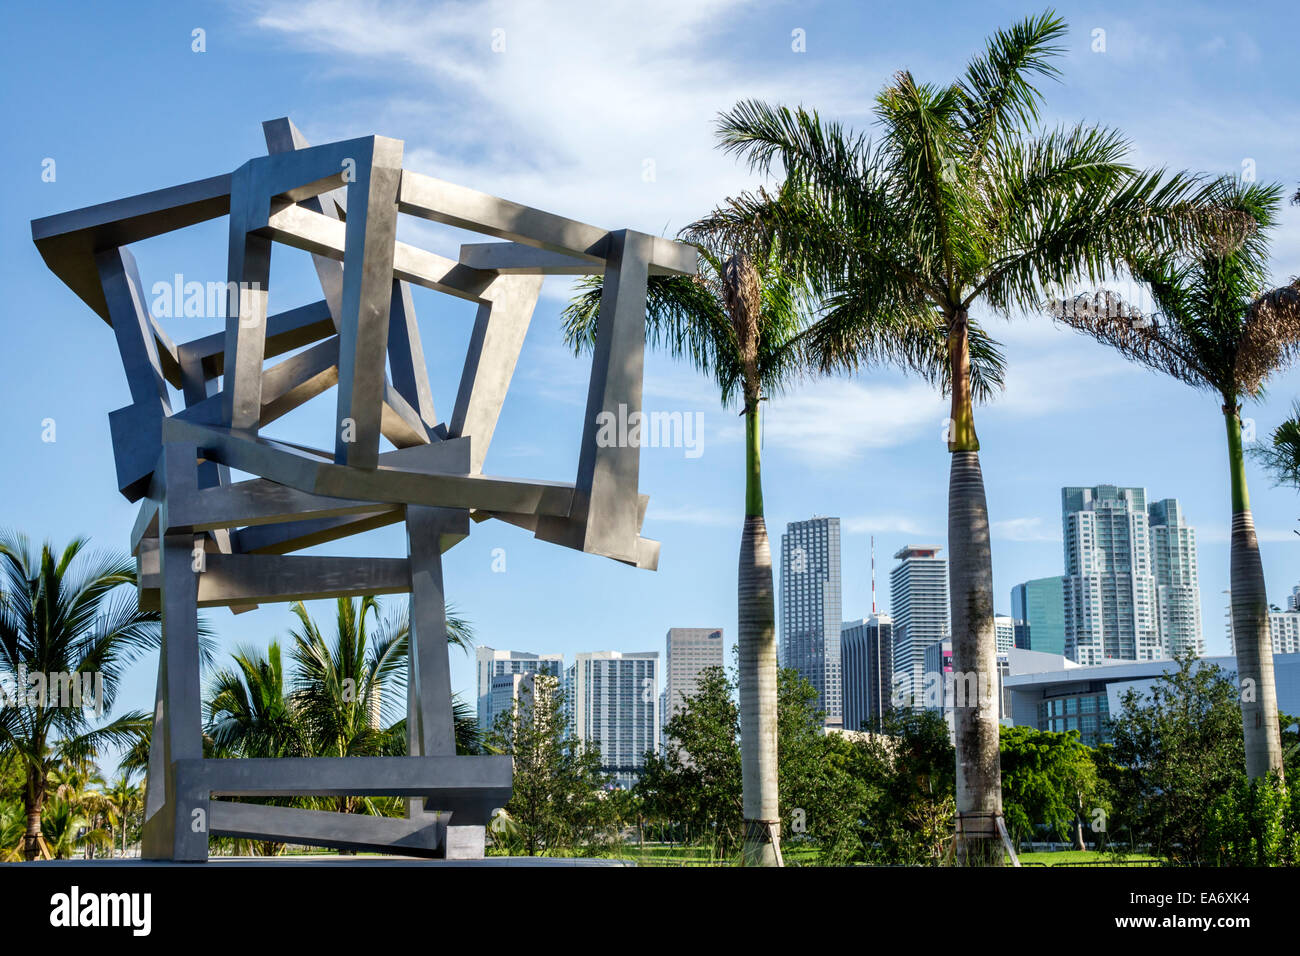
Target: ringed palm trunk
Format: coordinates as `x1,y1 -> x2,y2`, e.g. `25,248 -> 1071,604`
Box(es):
947,309 -> 1003,866
738,401 -> 781,866
1224,404 -> 1285,780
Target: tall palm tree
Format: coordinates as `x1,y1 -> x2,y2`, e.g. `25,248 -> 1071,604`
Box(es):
563,195 -> 980,864
714,11 -> 1205,863
566,203 -> 811,866
0,533 -> 161,859
1051,179 -> 1300,781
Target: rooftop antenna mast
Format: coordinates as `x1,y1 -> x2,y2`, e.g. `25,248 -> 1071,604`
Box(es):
871,535 -> 876,615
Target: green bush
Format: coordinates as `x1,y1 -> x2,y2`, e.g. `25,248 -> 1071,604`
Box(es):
1204,773 -> 1300,866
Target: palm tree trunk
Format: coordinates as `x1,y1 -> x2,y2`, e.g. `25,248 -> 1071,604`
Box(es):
22,762 -> 46,862
738,402 -> 781,866
1225,404 -> 1284,780
947,310 -> 1003,866
23,806 -> 43,861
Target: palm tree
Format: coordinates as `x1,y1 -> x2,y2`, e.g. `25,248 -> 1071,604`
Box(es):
1052,179 -> 1300,781
206,640 -> 306,758
102,770 -> 142,858
287,597 -> 479,813
1253,400 -> 1300,490
39,796 -> 108,860
714,11 -> 1205,863
289,596 -> 413,807
48,751 -> 108,858
565,201 -> 812,866
0,533 -> 161,859
563,194 -> 976,864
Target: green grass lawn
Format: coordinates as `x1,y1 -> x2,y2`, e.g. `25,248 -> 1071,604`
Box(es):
1014,849 -> 1163,866
484,841 -> 1163,866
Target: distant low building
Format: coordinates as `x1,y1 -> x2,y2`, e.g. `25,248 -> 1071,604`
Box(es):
1003,652 -> 1300,747
920,645 -> 1101,742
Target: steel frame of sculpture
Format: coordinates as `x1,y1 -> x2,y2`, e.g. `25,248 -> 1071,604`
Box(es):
30,117 -> 694,861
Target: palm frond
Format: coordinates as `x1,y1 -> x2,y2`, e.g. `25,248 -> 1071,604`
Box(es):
1250,401 -> 1300,490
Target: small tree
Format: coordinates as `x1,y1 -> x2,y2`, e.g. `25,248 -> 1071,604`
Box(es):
998,726 -> 1100,851
859,710 -> 957,865
1107,652 -> 1245,864
638,666 -> 743,855
0,533 -> 163,859
485,674 -> 609,856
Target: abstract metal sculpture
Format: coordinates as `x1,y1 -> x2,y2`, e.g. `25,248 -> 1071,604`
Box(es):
31,118 -> 694,861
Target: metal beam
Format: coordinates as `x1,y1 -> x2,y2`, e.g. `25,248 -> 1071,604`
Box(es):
209,802 -> 442,857
190,553 -> 411,607
536,230 -> 652,563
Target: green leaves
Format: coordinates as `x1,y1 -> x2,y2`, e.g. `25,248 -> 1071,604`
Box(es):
1050,177 -> 1297,405
1106,652 -> 1246,864
959,10 -> 1066,156
484,674 -> 613,856
1204,773 -> 1300,866
998,725 -> 1099,848
1251,400 -> 1300,489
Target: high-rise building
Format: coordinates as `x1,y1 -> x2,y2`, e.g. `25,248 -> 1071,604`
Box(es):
1010,576 -> 1066,655
663,627 -> 724,716
475,648 -> 564,731
1148,498 -> 1204,656
565,651 -> 660,788
780,516 -> 843,726
890,545 -> 949,710
487,672 -> 537,730
1224,595 -> 1300,655
995,615 -> 1016,654
1061,486 -> 1161,664
841,614 -> 893,732
922,639 -> 958,737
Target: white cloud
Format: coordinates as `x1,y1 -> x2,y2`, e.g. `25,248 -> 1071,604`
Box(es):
1198,524 -> 1300,544
251,0 -> 880,236
761,378 -> 946,466
991,517 -> 1061,543
842,514 -> 938,536
647,504 -> 735,527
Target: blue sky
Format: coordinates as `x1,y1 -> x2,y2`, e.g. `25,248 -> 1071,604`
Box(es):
3,0 -> 1300,741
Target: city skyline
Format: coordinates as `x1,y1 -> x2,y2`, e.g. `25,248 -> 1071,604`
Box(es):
6,1 -> 1300,740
